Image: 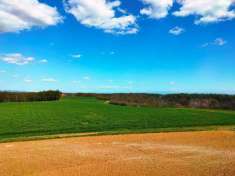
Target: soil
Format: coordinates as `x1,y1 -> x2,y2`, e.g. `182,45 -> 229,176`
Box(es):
0,131 -> 235,176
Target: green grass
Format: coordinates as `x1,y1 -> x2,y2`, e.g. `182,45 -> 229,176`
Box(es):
1,96 -> 235,142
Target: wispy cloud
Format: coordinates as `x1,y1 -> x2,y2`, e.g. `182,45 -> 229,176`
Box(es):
83,76 -> 90,80
201,43 -> 209,48
0,53 -> 34,65
128,81 -> 134,85
39,59 -> 48,63
100,51 -> 116,55
169,26 -> 185,35
41,78 -> 57,82
12,74 -> 19,78
213,38 -> 227,46
98,85 -> 120,90
72,80 -> 80,84
97,85 -> 132,90
110,51 -> 115,55
202,38 -> 227,47
24,79 -> 33,83
71,54 -> 82,59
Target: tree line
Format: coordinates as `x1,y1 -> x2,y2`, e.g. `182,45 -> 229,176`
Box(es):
0,90 -> 62,102
74,93 -> 235,110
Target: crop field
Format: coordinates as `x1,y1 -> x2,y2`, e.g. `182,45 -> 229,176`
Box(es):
1,97 -> 235,142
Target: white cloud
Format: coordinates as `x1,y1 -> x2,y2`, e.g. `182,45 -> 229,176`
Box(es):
98,85 -> 120,90
12,74 -> 19,78
39,59 -> 48,63
0,70 -> 6,73
0,0 -> 62,33
72,80 -> 80,84
169,26 -> 185,35
140,0 -> 173,19
83,76 -> 90,80
100,51 -> 117,55
0,53 -> 34,65
117,7 -> 127,14
202,38 -> 227,47
72,54 -> 82,58
128,81 -> 134,85
213,38 -> 227,46
65,0 -> 138,34
24,79 -> 33,83
201,43 -> 209,48
169,81 -> 176,85
41,78 -> 57,82
97,85 -> 132,90
174,0 -> 235,24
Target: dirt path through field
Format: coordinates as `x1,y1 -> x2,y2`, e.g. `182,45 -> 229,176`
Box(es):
1,131 -> 235,176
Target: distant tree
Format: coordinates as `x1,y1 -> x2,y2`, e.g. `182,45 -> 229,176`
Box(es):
0,90 -> 62,102
74,93 -> 235,110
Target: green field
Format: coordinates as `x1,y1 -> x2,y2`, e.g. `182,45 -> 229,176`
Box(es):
1,97 -> 235,142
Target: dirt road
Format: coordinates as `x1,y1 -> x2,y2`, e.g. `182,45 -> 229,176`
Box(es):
0,131 -> 235,176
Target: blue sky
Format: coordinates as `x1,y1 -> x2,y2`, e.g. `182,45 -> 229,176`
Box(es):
0,0 -> 235,93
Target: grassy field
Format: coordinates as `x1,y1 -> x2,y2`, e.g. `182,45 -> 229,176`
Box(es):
0,96 -> 235,142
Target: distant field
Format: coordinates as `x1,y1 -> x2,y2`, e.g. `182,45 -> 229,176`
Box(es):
0,97 -> 235,142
